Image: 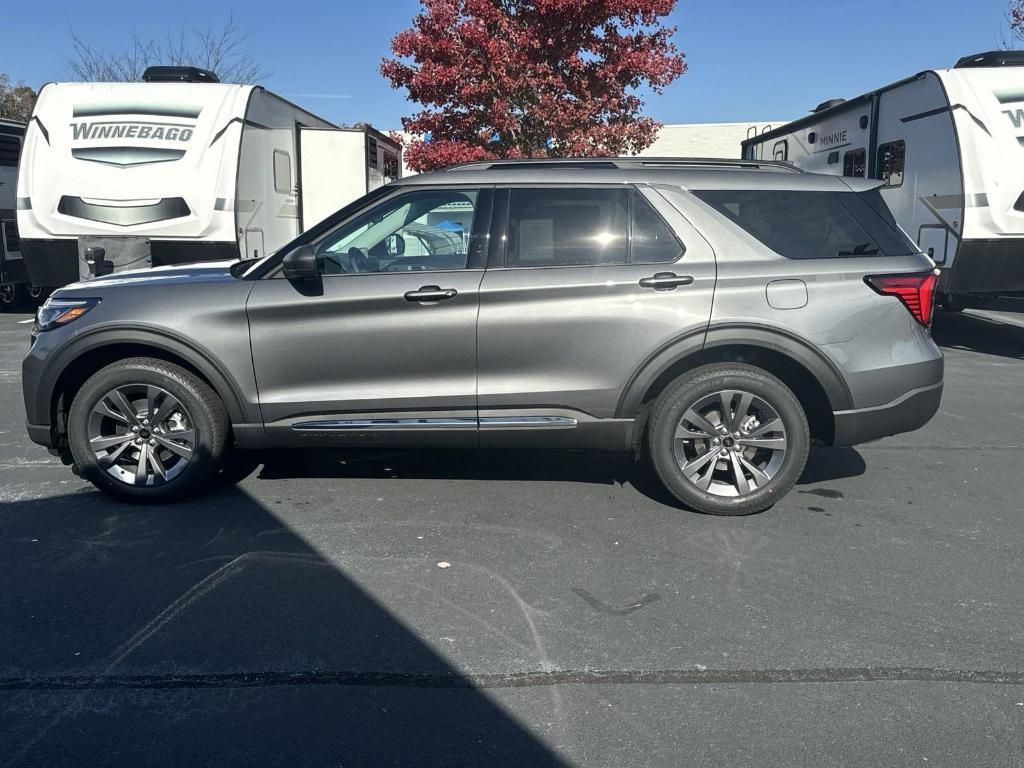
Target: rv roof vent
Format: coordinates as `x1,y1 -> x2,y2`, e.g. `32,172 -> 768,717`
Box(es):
142,66 -> 220,84
955,50 -> 1024,68
812,98 -> 846,113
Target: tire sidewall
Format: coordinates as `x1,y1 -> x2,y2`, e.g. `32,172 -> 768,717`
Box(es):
68,362 -> 224,502
650,367 -> 810,515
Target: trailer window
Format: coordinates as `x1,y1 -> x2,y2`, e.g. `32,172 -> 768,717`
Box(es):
0,135 -> 20,167
843,149 -> 866,178
876,141 -> 905,188
693,189 -> 917,259
273,150 -> 292,194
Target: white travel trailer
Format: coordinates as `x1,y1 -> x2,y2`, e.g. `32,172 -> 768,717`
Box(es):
0,118 -> 30,308
17,67 -> 401,288
742,50 -> 1024,305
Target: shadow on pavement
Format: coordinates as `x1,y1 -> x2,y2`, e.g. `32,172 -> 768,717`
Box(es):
932,309 -> 1024,359
253,445 -> 865,508
0,487 -> 567,768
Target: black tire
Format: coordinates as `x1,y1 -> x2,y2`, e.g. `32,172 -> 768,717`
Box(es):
647,364 -> 810,516
0,283 -> 23,311
68,357 -> 228,503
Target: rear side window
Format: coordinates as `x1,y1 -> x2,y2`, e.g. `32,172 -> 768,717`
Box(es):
507,188 -> 628,267
693,189 -> 917,259
631,190 -> 684,263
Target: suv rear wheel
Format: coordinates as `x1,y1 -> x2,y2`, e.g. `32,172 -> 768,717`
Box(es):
67,358 -> 228,503
648,364 -> 810,515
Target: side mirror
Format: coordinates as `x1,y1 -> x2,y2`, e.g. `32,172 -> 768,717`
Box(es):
281,244 -> 319,280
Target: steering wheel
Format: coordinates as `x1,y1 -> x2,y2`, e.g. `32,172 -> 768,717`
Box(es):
349,247 -> 380,274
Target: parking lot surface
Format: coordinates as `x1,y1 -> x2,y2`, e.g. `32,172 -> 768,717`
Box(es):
1,303 -> 1023,767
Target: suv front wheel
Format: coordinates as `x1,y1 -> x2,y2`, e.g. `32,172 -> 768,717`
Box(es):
68,358 -> 228,503
648,364 -> 810,515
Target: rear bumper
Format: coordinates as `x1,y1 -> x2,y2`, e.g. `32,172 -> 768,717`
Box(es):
832,382 -> 943,447
944,239 -> 1024,295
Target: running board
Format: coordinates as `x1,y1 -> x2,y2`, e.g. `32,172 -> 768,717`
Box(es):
292,416 -> 578,432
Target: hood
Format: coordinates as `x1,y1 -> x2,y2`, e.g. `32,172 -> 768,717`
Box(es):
56,260 -> 240,295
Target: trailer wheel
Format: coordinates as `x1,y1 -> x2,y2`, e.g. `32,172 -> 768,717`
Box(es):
0,283 -> 23,311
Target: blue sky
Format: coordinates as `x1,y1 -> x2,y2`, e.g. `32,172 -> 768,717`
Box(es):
3,0 -> 1014,128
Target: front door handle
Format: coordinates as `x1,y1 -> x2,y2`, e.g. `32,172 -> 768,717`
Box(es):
639,272 -> 695,291
404,285 -> 458,302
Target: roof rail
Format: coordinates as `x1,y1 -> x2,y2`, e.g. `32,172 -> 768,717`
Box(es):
441,157 -> 802,173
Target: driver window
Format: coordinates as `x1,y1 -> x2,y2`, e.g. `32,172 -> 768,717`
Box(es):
315,189 -> 480,275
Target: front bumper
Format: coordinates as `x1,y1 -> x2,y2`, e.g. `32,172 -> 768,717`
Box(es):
832,382 -> 943,447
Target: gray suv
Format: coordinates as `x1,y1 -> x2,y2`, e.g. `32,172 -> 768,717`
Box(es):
22,158 -> 943,515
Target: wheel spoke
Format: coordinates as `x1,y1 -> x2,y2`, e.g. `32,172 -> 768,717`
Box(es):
153,433 -> 194,460
681,448 -> 720,482
737,436 -> 787,451
729,392 -> 754,432
746,418 -> 781,439
738,454 -> 772,487
134,443 -> 150,485
97,440 -> 132,468
93,397 -> 129,424
682,408 -> 720,438
728,452 -> 751,495
675,423 -> 711,440
149,449 -> 168,481
109,390 -> 140,426
151,392 -> 183,425
90,433 -> 134,451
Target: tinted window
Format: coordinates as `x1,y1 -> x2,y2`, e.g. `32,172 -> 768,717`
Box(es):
507,188 -> 627,267
631,191 -> 684,263
843,149 -> 866,178
877,141 -> 905,188
315,188 -> 480,274
273,150 -> 291,194
0,135 -> 20,168
693,189 -> 917,259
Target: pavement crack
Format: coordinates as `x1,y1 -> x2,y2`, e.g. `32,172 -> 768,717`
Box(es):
3,667 -> 1023,691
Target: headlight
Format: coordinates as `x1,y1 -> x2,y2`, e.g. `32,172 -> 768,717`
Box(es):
35,297 -> 100,332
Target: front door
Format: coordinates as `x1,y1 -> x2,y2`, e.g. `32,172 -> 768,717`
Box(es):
476,185 -> 716,445
247,186 -> 491,446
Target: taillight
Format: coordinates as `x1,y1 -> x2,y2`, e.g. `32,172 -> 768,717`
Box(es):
865,271 -> 938,326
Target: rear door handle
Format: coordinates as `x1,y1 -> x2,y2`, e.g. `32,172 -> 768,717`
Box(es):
404,285 -> 458,302
638,272 -> 695,291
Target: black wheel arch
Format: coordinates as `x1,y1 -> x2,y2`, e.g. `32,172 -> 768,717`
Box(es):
38,326 -> 254,436
618,324 -> 851,447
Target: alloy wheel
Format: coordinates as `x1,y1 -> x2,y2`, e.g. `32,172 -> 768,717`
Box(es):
87,384 -> 197,486
672,389 -> 788,497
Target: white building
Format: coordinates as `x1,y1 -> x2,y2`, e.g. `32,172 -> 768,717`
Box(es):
637,122 -> 788,160
397,121 -> 787,176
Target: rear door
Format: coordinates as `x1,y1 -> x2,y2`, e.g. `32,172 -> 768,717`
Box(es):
476,185 -> 716,444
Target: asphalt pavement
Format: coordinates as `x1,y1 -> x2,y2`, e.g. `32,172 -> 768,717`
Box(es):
1,302 -> 1023,767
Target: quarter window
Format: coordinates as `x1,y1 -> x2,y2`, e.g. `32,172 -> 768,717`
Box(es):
876,141 -> 906,188
631,190 -> 684,264
693,189 -> 917,259
315,188 -> 481,274
506,188 -> 628,267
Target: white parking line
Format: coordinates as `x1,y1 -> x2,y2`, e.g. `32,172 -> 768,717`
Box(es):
17,319 -> 33,324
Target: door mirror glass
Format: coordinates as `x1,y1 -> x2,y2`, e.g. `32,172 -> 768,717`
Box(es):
281,244 -> 319,280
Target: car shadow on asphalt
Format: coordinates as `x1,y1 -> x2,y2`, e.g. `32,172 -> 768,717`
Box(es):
0,487 -> 568,767
252,445 -> 867,510
932,308 -> 1024,359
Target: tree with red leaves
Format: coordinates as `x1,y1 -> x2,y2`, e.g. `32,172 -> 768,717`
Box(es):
1011,0 -> 1024,41
381,0 -> 685,172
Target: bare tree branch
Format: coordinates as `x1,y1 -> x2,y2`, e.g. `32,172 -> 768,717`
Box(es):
66,16 -> 269,83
